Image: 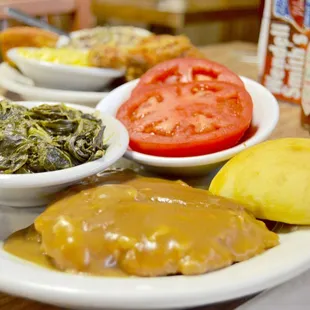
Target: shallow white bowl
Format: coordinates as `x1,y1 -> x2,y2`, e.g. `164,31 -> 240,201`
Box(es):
96,77 -> 280,176
0,101 -> 129,207
7,48 -> 124,91
0,63 -> 108,107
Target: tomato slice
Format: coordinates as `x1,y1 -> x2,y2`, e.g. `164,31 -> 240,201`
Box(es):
117,81 -> 253,157
132,58 -> 244,96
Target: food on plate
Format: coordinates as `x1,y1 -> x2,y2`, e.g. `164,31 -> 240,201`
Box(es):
4,169 -> 278,277
0,100 -> 107,174
209,138 -> 310,225
88,34 -> 204,79
17,47 -> 90,67
125,35 -> 205,81
116,81 -> 253,157
0,27 -> 59,64
62,26 -> 151,49
88,43 -> 128,69
132,58 -> 244,95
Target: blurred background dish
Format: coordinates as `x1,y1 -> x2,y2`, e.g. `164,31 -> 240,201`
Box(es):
57,25 -> 152,48
0,62 -> 109,106
7,47 -> 124,91
0,25 -> 157,92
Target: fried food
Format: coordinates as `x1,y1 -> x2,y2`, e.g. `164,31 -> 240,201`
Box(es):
87,34 -> 205,79
87,27 -> 152,69
88,43 -> 128,69
0,27 -> 59,64
5,171 -> 279,277
125,35 -> 205,80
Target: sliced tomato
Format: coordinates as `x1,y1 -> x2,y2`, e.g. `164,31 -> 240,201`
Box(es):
117,81 -> 253,157
132,58 -> 244,96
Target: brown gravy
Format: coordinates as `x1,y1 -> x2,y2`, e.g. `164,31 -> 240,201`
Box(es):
4,170 -> 279,277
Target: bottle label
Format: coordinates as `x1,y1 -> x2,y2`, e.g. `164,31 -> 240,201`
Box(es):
260,0 -> 310,114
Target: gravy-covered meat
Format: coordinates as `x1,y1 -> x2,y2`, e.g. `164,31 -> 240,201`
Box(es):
5,173 -> 279,277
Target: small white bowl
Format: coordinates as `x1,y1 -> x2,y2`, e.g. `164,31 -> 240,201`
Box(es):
0,63 -> 109,107
7,48 -> 124,91
96,77 -> 279,176
0,101 -> 129,207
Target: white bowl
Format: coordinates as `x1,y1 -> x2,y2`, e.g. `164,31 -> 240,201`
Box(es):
96,77 -> 279,176
7,48 -> 124,91
0,101 -> 129,207
56,26 -> 152,48
0,63 -> 109,107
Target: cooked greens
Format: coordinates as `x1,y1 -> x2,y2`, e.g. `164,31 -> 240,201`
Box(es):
0,100 -> 107,174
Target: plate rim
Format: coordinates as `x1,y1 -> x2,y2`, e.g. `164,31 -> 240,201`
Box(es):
0,230 -> 310,309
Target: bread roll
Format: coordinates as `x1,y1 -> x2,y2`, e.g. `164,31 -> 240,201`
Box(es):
209,138 -> 310,224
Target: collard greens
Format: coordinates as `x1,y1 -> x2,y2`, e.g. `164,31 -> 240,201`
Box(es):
0,100 -> 107,174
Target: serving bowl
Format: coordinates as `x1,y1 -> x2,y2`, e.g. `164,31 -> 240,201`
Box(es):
7,48 -> 124,91
0,101 -> 129,207
0,63 -> 109,106
96,77 -> 279,176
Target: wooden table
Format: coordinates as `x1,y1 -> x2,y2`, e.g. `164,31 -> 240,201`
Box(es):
92,0 -> 261,45
0,41 -> 308,310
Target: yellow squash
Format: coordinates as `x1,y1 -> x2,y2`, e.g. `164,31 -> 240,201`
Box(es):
209,138 -> 310,224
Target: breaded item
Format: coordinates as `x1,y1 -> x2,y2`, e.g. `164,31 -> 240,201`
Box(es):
0,27 -> 59,64
87,27 -> 151,69
87,34 -> 205,79
88,43 -> 128,69
125,35 -> 205,80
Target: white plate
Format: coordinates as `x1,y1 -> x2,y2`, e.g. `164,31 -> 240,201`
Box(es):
96,77 -> 279,176
7,48 -> 124,91
0,63 -> 108,107
1,197 -> 310,309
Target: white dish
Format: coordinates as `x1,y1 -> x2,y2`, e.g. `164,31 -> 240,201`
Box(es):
57,26 -> 152,48
0,63 -> 109,107
7,48 -> 124,91
1,204 -> 310,309
96,77 -> 279,176
0,101 -> 129,207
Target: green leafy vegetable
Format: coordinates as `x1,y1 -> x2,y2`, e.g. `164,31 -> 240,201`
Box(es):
0,100 -> 108,174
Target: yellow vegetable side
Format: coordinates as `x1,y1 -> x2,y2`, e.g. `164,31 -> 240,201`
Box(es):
209,138 -> 310,225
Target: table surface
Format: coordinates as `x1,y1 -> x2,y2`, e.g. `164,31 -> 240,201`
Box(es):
0,41 -> 308,310
92,0 -> 260,12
